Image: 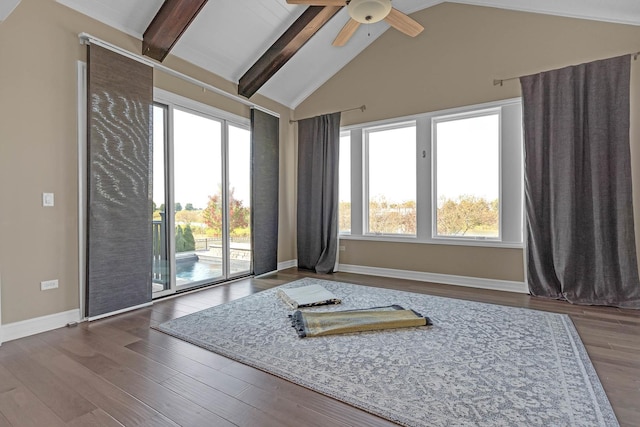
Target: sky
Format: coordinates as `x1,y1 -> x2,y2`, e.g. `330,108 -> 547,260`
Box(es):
435,113 -> 499,203
339,114 -> 499,205
153,107 -> 251,211
154,107 -> 498,213
368,125 -> 416,203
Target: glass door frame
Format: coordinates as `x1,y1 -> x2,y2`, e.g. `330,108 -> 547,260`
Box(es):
152,88 -> 252,298
226,122 -> 253,280
151,103 -> 172,296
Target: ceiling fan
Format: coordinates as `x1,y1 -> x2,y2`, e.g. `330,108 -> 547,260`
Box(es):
286,0 -> 424,46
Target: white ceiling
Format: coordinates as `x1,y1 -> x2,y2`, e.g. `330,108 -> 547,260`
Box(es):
53,0 -> 640,108
0,0 -> 22,21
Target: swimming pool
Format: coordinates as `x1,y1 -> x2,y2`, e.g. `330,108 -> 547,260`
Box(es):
175,255 -> 222,283
175,253 -> 251,284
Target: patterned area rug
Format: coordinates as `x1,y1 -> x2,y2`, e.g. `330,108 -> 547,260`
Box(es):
156,278 -> 618,426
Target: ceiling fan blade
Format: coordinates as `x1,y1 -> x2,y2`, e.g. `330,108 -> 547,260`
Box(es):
384,8 -> 424,37
286,0 -> 346,5
332,18 -> 361,46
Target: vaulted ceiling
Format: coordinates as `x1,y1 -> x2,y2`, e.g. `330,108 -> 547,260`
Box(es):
51,0 -> 640,108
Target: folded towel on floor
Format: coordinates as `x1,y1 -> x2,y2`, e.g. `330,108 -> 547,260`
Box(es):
278,284 -> 341,308
290,305 -> 431,338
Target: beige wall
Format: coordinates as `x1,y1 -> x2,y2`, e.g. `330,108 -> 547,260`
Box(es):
2,1 -> 640,325
297,3 -> 640,281
0,0 -> 295,324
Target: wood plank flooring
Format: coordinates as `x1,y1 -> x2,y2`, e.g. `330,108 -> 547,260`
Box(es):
0,268 -> 638,426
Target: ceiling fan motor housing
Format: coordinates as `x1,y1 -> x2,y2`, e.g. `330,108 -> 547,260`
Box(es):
347,0 -> 392,23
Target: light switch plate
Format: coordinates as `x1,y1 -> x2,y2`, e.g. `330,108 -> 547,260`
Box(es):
43,192 -> 54,207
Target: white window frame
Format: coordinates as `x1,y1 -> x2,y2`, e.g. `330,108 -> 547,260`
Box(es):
363,120 -> 417,237
431,107 -> 502,242
341,98 -> 523,248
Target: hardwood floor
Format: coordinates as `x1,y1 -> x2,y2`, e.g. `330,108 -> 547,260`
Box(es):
0,268 -> 638,426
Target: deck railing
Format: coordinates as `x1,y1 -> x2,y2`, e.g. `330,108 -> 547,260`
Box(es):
152,215 -> 252,285
152,216 -> 167,284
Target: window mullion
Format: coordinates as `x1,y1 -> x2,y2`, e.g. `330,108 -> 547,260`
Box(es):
416,117 -> 431,240
350,129 -> 363,236
500,103 -> 524,243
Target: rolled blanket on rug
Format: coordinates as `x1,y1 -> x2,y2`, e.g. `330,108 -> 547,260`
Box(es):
290,305 -> 432,338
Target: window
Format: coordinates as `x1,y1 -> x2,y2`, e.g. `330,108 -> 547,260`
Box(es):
365,123 -> 416,235
434,111 -> 500,239
339,131 -> 351,234
341,98 -> 523,246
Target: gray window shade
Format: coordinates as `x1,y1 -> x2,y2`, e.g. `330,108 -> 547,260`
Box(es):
86,44 -> 153,318
251,109 -> 279,276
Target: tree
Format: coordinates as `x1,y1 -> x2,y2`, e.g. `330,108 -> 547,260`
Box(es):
339,201 -> 351,232
175,209 -> 201,225
185,203 -> 194,211
175,225 -> 187,252
183,224 -> 196,251
202,188 -> 249,237
436,195 -> 498,236
368,196 -> 416,234
228,189 -> 250,232
175,202 -> 182,212
152,201 -> 157,211
202,194 -> 223,237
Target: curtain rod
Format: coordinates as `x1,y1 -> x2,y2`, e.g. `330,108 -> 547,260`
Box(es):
78,33 -> 280,118
289,105 -> 366,124
493,50 -> 640,87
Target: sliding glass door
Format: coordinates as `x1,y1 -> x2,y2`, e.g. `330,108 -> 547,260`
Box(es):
152,96 -> 251,296
173,109 -> 224,288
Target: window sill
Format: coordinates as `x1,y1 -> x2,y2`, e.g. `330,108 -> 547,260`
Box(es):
338,234 -> 523,249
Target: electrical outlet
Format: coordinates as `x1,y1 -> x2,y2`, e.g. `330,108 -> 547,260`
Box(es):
41,279 -> 59,291
339,245 -> 346,251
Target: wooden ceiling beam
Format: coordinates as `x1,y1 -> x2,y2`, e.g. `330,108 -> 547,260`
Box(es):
238,6 -> 341,99
143,0 -> 208,62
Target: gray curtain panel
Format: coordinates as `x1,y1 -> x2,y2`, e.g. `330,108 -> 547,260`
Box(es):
86,44 -> 153,318
520,54 -> 640,308
297,112 -> 341,274
251,108 -> 280,276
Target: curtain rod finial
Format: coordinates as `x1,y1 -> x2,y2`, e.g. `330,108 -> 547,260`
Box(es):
493,79 -> 504,87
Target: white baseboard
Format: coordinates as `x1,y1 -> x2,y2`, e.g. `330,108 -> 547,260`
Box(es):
1,309 -> 82,344
337,264 -> 528,294
277,259 -> 298,270
0,263 -> 523,345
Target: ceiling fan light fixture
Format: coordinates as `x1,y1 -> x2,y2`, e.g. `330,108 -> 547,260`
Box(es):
347,0 -> 392,24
